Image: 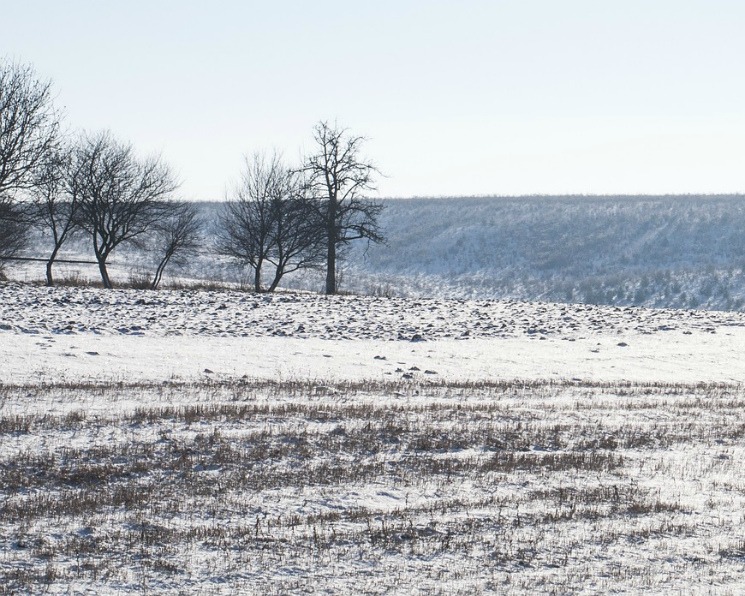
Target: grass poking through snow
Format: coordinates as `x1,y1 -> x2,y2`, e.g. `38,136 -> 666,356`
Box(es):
1,379 -> 744,594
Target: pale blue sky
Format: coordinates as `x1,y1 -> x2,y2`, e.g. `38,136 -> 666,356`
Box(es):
4,1 -> 745,199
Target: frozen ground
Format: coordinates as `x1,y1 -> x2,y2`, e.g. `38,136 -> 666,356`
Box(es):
2,282 -> 745,594
3,282 -> 745,386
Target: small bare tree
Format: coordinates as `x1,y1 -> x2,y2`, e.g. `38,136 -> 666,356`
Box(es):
264,181 -> 324,292
0,60 -> 60,261
302,121 -> 384,294
216,152 -> 323,292
150,201 -> 202,289
30,146 -> 80,285
72,131 -> 178,288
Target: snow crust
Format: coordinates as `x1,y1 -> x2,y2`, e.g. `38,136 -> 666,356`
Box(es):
2,283 -> 745,385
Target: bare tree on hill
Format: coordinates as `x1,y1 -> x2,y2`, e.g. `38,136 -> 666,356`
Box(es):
72,131 -> 178,288
149,201 -> 202,289
0,60 -> 61,262
216,152 -> 324,292
30,145 -> 81,285
301,121 -> 384,295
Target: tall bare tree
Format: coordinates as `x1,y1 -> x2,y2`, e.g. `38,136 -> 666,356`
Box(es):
216,152 -> 323,292
73,131 -> 178,288
302,121 -> 384,294
149,201 -> 202,289
0,60 -> 60,260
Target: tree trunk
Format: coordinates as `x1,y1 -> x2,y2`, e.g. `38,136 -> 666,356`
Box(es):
151,248 -> 174,290
45,260 -> 54,287
254,258 -> 263,293
325,239 -> 336,295
267,264 -> 283,293
45,245 -> 60,286
151,259 -> 167,290
325,198 -> 337,295
98,258 -> 112,289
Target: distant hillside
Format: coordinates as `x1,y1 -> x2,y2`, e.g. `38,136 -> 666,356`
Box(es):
12,195 -> 745,310
337,195 -> 745,310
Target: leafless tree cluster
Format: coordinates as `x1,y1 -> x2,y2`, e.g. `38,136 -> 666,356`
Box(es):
218,122 -> 384,294
0,59 -> 202,288
1,60 -> 384,293
70,131 -> 181,288
216,152 -> 324,292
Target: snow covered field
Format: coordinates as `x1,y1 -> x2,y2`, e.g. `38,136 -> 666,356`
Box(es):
4,282 -> 745,386
2,282 -> 745,593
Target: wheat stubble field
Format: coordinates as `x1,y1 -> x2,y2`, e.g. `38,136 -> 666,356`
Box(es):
2,284 -> 745,594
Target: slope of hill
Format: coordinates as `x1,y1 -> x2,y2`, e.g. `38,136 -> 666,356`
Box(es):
339,195 -> 745,309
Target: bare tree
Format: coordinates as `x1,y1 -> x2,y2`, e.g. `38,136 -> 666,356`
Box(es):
149,201 -> 202,289
0,60 -> 60,260
0,61 -> 60,197
73,131 -> 178,288
302,121 -> 384,294
216,152 -> 323,292
264,181 -> 324,292
216,153 -> 279,291
30,146 -> 80,285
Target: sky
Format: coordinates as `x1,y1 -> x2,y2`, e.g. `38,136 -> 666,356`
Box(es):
4,0 -> 745,200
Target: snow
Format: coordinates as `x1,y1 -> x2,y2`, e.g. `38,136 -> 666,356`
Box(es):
5,328 -> 745,387
2,283 -> 745,385
342,195 -> 745,309
3,282 -> 745,594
